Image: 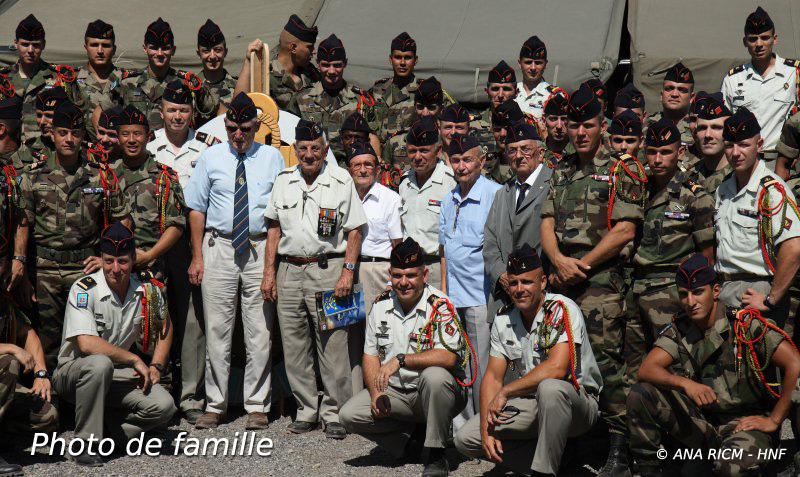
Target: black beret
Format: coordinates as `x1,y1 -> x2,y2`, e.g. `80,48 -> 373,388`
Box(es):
676,253 -> 716,289
723,107 -> 761,142
35,87 -> 68,112
16,14 -> 44,41
543,91 -> 569,116
52,102 -> 85,130
614,83 -> 645,110
567,84 -> 602,122
582,78 -> 606,100
696,93 -> 731,120
488,60 -> 516,85
346,139 -> 377,161
296,119 -> 323,141
0,96 -> 22,120
609,110 -> 642,137
664,62 -> 694,84
197,19 -> 225,48
390,237 -> 424,269
163,80 -> 193,105
415,76 -> 444,105
144,18 -> 174,48
645,118 -> 680,147
317,34 -> 346,62
284,14 -> 318,44
492,100 -> 524,127
507,244 -> 542,275
340,112 -> 371,134
505,123 -> 541,144
519,35 -> 546,60
448,133 -> 481,156
745,6 -> 774,35
101,221 -> 136,257
406,117 -> 438,146
226,92 -> 257,123
117,105 -> 149,129
439,104 -> 470,123
97,106 -> 123,130
85,19 -> 114,41
391,32 -> 416,53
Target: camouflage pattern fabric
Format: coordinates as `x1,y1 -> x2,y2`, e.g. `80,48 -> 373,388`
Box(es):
0,159 -> 23,258
482,151 -> 514,184
381,129 -> 412,171
0,150 -> 25,175
13,136 -> 55,171
370,76 -> 418,142
690,159 -> 733,197
471,108 -> 498,155
777,111 -> 800,164
0,353 -> 58,437
75,66 -> 134,141
644,111 -> 694,147
269,55 -> 319,113
200,69 -> 237,112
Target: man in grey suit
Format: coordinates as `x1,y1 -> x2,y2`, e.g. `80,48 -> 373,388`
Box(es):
483,123 -> 553,319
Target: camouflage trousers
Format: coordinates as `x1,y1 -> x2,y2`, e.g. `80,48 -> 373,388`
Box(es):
628,382 -> 773,476
34,263 -> 83,371
0,354 -> 58,441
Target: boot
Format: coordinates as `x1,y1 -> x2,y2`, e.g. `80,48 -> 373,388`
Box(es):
0,456 -> 22,477
597,434 -> 631,477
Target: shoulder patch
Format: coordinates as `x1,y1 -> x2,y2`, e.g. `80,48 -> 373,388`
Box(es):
784,58 -> 800,68
28,158 -> 47,171
728,64 -> 745,76
656,322 -> 677,339
77,276 -> 98,290
685,178 -> 704,194
195,131 -> 222,146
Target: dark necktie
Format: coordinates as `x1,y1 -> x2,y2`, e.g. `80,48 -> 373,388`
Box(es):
232,153 -> 249,255
516,183 -> 530,212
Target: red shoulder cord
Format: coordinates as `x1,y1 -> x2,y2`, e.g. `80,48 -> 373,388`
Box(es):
182,72 -> 203,92
155,165 -> 179,233
1,165 -> 17,252
54,65 -> 76,86
607,155 -> 648,230
542,300 -> 580,391
419,298 -> 478,388
0,74 -> 15,99
357,91 -> 376,115
380,163 -> 402,191
87,144 -> 109,164
734,308 -> 799,398
141,278 -> 165,353
98,163 -> 119,228
757,180 -> 800,273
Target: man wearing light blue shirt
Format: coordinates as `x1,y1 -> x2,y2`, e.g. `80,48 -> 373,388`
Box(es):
439,133 -> 501,422
184,93 -> 284,430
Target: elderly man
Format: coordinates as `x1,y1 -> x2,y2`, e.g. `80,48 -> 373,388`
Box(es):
262,119 -> 367,438
438,104 -> 470,164
185,93 -> 284,430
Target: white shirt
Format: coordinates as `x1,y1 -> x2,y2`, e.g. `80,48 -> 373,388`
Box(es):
360,182 -> 403,258
514,164 -> 543,203
147,128 -> 214,189
721,54 -> 798,151
514,80 -> 554,119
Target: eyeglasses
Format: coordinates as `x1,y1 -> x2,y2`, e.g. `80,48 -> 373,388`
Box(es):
226,125 -> 252,133
506,146 -> 535,157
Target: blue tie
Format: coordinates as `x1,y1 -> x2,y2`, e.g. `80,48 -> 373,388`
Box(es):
232,153 -> 249,256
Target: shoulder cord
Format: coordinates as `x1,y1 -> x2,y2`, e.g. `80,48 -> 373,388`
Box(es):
734,308 -> 798,398
87,144 -> 109,164
53,65 -> 79,104
1,165 -> 17,253
141,279 -> 166,353
0,74 -> 15,99
180,71 -> 204,129
155,165 -> 179,234
98,163 -> 120,228
757,179 -> 800,273
357,91 -> 376,118
607,155 -> 648,230
380,163 -> 402,191
535,300 -> 580,391
416,297 -> 477,387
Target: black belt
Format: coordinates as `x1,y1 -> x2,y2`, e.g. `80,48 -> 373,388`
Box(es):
36,245 -> 94,263
423,254 -> 440,264
359,256 -> 389,263
281,253 -> 345,265
632,265 -> 678,279
208,228 -> 267,240
719,272 -> 770,283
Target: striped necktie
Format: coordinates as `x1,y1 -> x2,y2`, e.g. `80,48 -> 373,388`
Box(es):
232,153 -> 249,256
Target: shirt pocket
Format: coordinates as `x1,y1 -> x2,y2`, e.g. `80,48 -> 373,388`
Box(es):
274,199 -> 299,225
730,210 -> 758,246
459,219 -> 484,248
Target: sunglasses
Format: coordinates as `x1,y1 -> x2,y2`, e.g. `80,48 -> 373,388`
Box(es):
226,125 -> 253,133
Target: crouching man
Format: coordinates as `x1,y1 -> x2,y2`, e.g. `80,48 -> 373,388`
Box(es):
52,222 -> 176,467
340,237 -> 468,477
454,244 -> 602,477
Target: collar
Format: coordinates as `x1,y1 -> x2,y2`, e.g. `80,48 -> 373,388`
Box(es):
516,164 -> 541,188
290,161 -> 332,188
391,286 -> 431,321
454,175 -> 487,203
93,270 -> 143,301
362,182 -> 381,203
228,142 -> 258,160
516,80 -> 549,97
740,159 -> 768,196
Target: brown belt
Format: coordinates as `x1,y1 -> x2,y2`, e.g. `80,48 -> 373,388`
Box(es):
282,253 -> 345,265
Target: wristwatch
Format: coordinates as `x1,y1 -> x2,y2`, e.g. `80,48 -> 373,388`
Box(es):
763,295 -> 778,311
396,353 -> 406,368
34,370 -> 48,379
344,262 -> 356,271
12,255 -> 26,264
150,363 -> 165,373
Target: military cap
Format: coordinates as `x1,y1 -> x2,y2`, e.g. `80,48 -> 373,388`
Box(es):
340,112 -> 371,134
284,14 -> 318,44
543,91 -> 569,116
317,34 -> 346,62
614,83 -> 645,110
488,60 -> 516,85
0,95 -> 22,120
676,253 -> 716,289
645,118 -> 679,146
98,106 -> 123,130
582,78 -> 606,101
448,133 -> 481,156
347,139 -> 377,161
664,62 -> 694,84
390,237 -> 424,269
492,100 -> 524,127
689,91 -> 710,115
415,76 -> 444,105
439,104 -> 470,124
198,19 -> 225,48
144,18 -> 174,48
507,244 -> 542,275
505,123 -> 541,144
567,84 -> 602,122
696,93 -> 731,120
723,106 -> 760,142
226,92 -> 257,123
101,221 -> 136,257
609,110 -> 642,137
296,119 -> 323,141
85,19 -> 114,41
163,80 -> 193,105
519,35 -> 547,60
391,32 -> 416,53
52,102 -> 85,130
16,14 -> 44,41
117,105 -> 149,129
406,117 -> 438,146
35,87 -> 68,112
745,6 -> 774,35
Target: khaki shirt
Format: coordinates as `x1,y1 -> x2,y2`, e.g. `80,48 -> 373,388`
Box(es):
398,161 -> 456,255
147,128 -> 217,189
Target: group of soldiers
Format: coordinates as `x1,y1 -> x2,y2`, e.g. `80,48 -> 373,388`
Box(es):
1,5 -> 800,477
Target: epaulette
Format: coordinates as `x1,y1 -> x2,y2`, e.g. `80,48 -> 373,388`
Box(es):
77,276 -> 98,290
28,156 -> 47,171
497,302 -> 514,315
427,294 -> 453,311
685,177 -> 704,195
374,288 -> 391,304
545,84 -> 556,93
195,131 -> 222,146
784,58 -> 800,68
656,321 -> 676,338
728,64 -> 745,76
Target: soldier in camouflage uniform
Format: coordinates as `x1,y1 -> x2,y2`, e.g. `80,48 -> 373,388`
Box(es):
0,97 -> 25,175
643,63 -> 696,161
371,32 -> 420,142
613,83 -> 646,124
196,20 -> 237,112
629,254 -> 800,477
608,110 -> 644,158
540,84 -> 647,476
0,99 -> 24,283
777,110 -> 800,177
542,91 -> 573,168
17,102 -> 130,370
472,61 -> 518,158
689,93 -> 733,195
12,87 -> 67,170
290,34 -> 388,165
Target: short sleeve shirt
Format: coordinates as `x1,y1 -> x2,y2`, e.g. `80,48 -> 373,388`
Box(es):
147,128 -> 215,190
360,182 -> 403,258
399,161 -> 456,255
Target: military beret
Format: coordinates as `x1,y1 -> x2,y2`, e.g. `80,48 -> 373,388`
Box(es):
543,91 -> 569,116
519,35 -> 547,60
488,60 -> 516,85
505,123 -> 541,144
97,106 -> 123,130
676,253 -> 716,289
163,79 -> 193,105
614,83 -> 645,110
507,244 -> 542,275
492,100 -> 524,127
226,92 -> 257,123
390,237 -> 424,269
415,76 -> 444,105
117,105 -> 149,129
52,102 -> 85,130
439,104 -> 470,124
448,133 -> 481,156
609,110 -> 642,137
16,14 -> 44,41
406,117 -> 438,146
645,118 -> 680,147
296,119 -> 323,141
745,6 -> 774,35
317,34 -> 346,62
582,78 -> 606,101
85,19 -> 114,41
567,84 -> 602,122
197,19 -> 225,48
346,139 -> 377,161
723,106 -> 761,142
696,93 -> 731,120
340,112 -> 371,134
284,14 -> 318,44
391,32 -> 416,53
35,87 -> 68,112
101,221 -> 136,257
0,96 -> 22,120
144,18 -> 174,48
664,62 -> 694,84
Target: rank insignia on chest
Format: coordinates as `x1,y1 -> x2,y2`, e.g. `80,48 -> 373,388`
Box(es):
428,199 -> 441,207
591,174 -> 610,182
191,161 -> 197,167
737,208 -> 759,218
76,293 -> 89,308
378,322 -> 389,335
533,343 -> 540,352
317,208 -> 337,237
664,211 -> 690,220
83,187 -> 104,194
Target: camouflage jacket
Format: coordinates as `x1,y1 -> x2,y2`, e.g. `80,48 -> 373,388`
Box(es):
472,107 -> 498,155
371,75 -> 418,142
482,151 -> 514,184
200,68 -> 237,111
13,136 -> 55,171
382,128 -> 412,171
644,111 -> 694,147
0,149 -> 26,175
777,110 -> 800,162
543,142 -> 574,169
0,162 -> 24,257
689,158 -> 733,197
75,65 -> 136,140
269,55 -> 319,113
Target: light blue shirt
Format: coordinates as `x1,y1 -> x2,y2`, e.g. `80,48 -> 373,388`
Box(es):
439,175 -> 501,307
185,142 -> 284,234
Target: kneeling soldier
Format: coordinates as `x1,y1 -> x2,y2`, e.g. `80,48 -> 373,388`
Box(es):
628,253 -> 800,476
340,237 -> 468,477
454,244 -> 602,476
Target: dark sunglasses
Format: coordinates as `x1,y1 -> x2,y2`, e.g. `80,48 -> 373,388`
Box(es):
226,125 -> 253,133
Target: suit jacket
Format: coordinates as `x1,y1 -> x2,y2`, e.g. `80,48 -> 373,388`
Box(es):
483,165 -> 553,319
